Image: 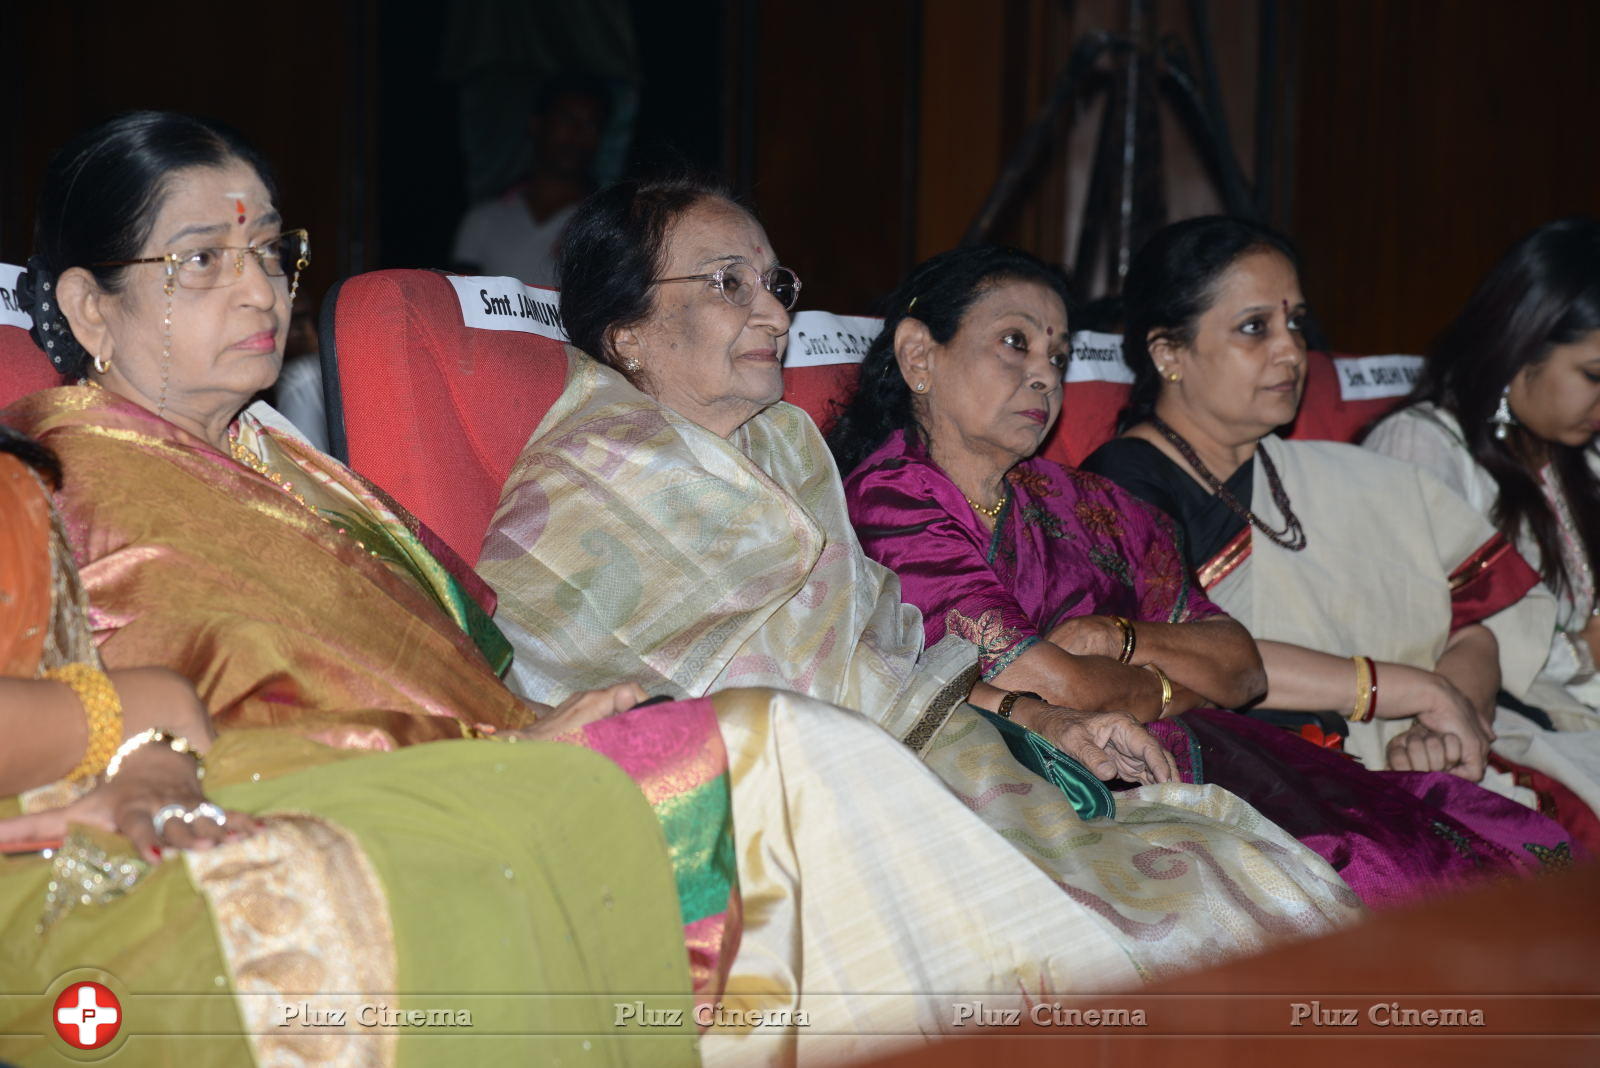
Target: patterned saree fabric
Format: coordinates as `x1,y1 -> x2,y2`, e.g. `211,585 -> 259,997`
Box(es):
845,432 -> 1577,907
482,352 -> 1366,997
0,435 -> 703,1067
3,385 -> 741,1020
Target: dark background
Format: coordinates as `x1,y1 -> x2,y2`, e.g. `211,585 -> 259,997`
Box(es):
3,0 -> 1597,354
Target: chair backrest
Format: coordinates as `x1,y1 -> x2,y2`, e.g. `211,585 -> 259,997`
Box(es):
0,264 -> 66,412
322,269 -> 884,563
324,268 -> 1422,565
321,270 -> 571,565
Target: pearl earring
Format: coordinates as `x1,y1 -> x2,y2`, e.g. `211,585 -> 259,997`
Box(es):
1491,385 -> 1516,441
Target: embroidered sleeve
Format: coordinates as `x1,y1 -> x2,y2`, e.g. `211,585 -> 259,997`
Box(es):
849,475 -> 1042,680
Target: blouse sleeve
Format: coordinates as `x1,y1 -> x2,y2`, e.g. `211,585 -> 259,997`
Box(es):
849,469 -> 1042,680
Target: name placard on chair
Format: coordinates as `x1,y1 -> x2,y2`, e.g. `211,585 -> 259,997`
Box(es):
447,275 -> 566,341
1331,354 -> 1423,401
0,264 -> 30,331
785,311 -> 882,368
1065,331 -> 1135,384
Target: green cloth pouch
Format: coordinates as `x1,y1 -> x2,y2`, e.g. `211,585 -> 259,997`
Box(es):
971,704 -> 1116,821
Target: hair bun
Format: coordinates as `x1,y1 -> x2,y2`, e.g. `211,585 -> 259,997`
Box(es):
15,255 -> 88,376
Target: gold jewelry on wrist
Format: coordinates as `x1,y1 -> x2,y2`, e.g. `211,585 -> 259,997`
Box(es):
1143,663 -> 1173,717
1349,655 -> 1377,723
1110,616 -> 1136,664
996,690 -> 1042,721
105,728 -> 205,782
43,663 -> 124,783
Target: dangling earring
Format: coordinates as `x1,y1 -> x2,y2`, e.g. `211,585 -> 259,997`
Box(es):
1491,385 -> 1516,441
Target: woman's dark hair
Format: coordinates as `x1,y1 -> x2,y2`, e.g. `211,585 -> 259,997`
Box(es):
826,245 -> 1071,476
1404,217 -> 1600,595
19,110 -> 278,377
0,424 -> 62,489
557,175 -> 733,385
1118,215 -> 1301,432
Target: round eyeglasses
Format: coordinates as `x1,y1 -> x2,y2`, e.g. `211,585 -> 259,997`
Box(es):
653,262 -> 802,311
95,229 -> 311,291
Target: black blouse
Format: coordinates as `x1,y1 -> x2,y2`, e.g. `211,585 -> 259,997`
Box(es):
1080,437 -> 1255,575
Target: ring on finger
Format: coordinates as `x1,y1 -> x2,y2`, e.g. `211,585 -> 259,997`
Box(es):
183,802 -> 228,828
151,803 -> 190,836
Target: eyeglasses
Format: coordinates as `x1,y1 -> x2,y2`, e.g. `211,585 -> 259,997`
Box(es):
653,262 -> 802,311
95,229 -> 311,290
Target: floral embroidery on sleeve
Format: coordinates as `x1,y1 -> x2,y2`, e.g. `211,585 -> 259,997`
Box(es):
943,607 -> 1036,677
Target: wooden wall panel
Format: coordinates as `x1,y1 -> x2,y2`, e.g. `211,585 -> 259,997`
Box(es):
1293,0 -> 1600,353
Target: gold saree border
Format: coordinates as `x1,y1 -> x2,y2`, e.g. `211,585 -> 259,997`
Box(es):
1199,528 -> 1252,591
186,814 -> 398,1068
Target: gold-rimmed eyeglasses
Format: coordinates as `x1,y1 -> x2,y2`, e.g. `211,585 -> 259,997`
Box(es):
95,229 -> 310,291
653,262 -> 802,311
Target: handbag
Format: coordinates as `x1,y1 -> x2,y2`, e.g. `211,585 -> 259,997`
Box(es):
971,705 -> 1116,821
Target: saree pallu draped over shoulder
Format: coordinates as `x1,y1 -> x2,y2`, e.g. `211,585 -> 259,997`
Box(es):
3,385 -> 743,1027
483,353 -> 1368,996
0,427 -> 704,1067
7,386 -> 529,749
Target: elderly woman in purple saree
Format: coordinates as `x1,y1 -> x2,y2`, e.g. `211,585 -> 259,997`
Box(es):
830,246 -> 1576,909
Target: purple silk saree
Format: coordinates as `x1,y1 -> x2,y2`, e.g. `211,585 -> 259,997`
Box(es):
845,430 -> 1576,908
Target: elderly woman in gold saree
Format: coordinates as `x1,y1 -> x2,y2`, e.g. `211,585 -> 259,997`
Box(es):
3,111 -> 1222,1066
0,426 -> 700,1068
481,177 -> 1365,991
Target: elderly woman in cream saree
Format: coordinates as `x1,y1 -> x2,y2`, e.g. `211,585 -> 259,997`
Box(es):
481,180 -> 1365,1010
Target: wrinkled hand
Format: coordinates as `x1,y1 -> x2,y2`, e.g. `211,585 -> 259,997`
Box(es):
1045,616 -> 1122,659
0,746 -> 253,864
1021,700 -> 1178,785
507,683 -> 651,741
1391,670 -> 1492,781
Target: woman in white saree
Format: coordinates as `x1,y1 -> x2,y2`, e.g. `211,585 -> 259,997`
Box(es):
1083,215 -> 1594,854
479,179 -> 1364,1042
1365,216 -> 1600,837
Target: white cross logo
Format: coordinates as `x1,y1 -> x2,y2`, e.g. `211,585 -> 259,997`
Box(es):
56,983 -> 120,1047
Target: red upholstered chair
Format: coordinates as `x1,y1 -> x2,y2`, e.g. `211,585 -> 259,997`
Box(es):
320,270 -> 570,565
0,264 -> 67,412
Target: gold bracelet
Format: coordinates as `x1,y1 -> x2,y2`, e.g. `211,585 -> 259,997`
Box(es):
1110,616 -> 1137,664
1143,663 -> 1173,718
1349,655 -> 1374,722
105,728 -> 205,782
43,663 -> 124,783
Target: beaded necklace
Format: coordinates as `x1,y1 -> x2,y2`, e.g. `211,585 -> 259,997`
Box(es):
966,486 -> 1009,520
1149,415 -> 1307,552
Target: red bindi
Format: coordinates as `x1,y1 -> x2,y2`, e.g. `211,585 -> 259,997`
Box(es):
1046,326 -> 1055,337
235,199 -> 247,224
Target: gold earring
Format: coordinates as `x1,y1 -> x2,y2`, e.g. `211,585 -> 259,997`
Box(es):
91,354 -> 111,374
1164,370 -> 1181,383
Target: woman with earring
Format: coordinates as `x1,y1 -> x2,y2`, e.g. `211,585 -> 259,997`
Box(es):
1366,217 -> 1600,816
1081,216 -> 1598,853
832,244 -> 1574,908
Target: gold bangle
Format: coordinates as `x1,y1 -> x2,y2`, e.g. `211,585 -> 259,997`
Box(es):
43,663 -> 124,783
1143,663 -> 1173,718
105,727 -> 205,782
1349,655 -> 1374,722
1110,616 -> 1137,664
